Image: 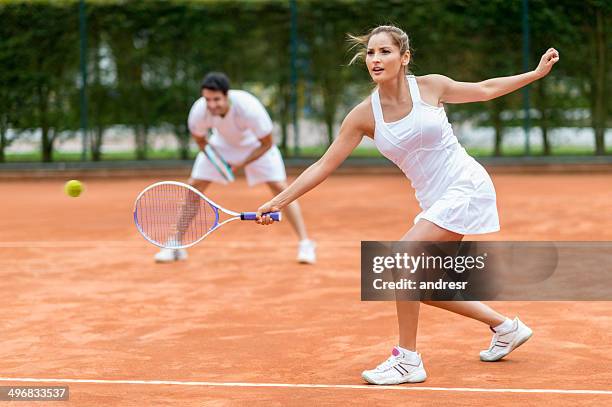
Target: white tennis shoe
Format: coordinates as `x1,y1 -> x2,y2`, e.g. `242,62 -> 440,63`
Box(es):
480,317 -> 533,362
297,239 -> 316,264
362,347 -> 427,385
154,248 -> 188,263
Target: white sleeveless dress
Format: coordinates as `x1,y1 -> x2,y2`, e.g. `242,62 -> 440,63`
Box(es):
372,75 -> 500,235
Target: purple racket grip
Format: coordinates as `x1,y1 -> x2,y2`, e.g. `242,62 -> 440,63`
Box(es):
241,212 -> 282,222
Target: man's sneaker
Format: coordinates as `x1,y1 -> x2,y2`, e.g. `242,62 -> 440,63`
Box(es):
297,239 -> 316,264
362,347 -> 427,385
480,317 -> 533,362
154,248 -> 188,263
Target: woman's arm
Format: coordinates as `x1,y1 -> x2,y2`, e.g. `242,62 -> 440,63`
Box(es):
256,101 -> 372,223
428,48 -> 559,104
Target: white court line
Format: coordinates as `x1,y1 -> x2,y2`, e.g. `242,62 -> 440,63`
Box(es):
0,240 -> 359,249
0,241 -> 142,248
0,378 -> 610,395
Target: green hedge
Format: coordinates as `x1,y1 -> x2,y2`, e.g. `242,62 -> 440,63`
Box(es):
0,0 -> 610,162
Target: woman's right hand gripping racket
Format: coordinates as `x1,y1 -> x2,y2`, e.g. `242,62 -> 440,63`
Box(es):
133,181 -> 281,249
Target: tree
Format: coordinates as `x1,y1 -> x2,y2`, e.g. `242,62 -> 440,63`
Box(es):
3,2 -> 80,162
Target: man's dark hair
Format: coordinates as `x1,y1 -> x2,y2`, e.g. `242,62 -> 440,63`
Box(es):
200,72 -> 230,95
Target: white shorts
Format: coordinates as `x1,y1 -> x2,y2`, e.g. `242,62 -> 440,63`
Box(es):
190,144 -> 287,186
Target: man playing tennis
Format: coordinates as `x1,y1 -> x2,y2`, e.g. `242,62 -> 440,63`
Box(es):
154,72 -> 316,264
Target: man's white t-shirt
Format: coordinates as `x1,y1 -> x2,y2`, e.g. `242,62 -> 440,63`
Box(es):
188,90 -> 273,151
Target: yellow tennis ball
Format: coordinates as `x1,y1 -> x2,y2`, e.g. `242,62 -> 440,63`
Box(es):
64,180 -> 83,198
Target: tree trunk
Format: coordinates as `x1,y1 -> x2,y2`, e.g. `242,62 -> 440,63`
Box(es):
41,128 -> 54,162
492,103 -> 503,157
90,33 -> 104,162
175,124 -> 190,160
0,115 -> 8,163
325,116 -> 334,147
0,126 -> 6,163
594,124 -> 605,155
278,81 -> 290,156
280,119 -> 288,156
38,85 -> 54,162
135,124 -> 148,160
323,90 -> 336,147
538,81 -> 550,155
593,7 -> 607,155
91,126 -> 104,161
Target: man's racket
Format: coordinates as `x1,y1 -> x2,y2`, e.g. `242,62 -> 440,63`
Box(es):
133,181 -> 281,249
204,144 -> 235,182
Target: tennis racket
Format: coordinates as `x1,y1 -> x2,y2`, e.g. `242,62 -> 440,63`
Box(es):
133,181 -> 281,249
204,144 -> 235,182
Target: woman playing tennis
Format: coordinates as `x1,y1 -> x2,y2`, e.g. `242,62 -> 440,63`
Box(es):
256,25 -> 559,385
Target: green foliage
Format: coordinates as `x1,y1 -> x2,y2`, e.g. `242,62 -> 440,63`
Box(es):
0,0 -> 609,162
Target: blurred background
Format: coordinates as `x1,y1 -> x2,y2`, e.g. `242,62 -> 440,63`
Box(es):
0,0 -> 610,165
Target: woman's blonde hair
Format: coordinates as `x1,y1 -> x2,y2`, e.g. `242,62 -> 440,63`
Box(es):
347,25 -> 412,73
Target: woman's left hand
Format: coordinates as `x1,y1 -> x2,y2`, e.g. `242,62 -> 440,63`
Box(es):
534,48 -> 560,79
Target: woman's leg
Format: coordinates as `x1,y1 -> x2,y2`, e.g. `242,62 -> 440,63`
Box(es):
362,219 -> 465,384
421,301 -> 506,327
395,219 -> 463,349
397,219 -> 506,349
395,301 -> 420,351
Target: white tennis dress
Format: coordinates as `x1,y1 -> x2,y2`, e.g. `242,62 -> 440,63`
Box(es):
372,75 -> 500,235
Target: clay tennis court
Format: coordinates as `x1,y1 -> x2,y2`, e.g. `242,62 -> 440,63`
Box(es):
1,171 -> 611,406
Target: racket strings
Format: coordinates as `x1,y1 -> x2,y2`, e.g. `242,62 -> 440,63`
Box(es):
136,184 -> 218,247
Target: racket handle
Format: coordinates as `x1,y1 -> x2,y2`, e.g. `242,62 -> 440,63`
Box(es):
241,212 -> 282,222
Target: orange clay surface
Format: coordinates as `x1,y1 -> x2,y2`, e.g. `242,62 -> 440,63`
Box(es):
0,173 -> 611,406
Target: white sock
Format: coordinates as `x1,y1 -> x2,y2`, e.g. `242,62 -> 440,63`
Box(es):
492,318 -> 514,334
395,345 -> 420,362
